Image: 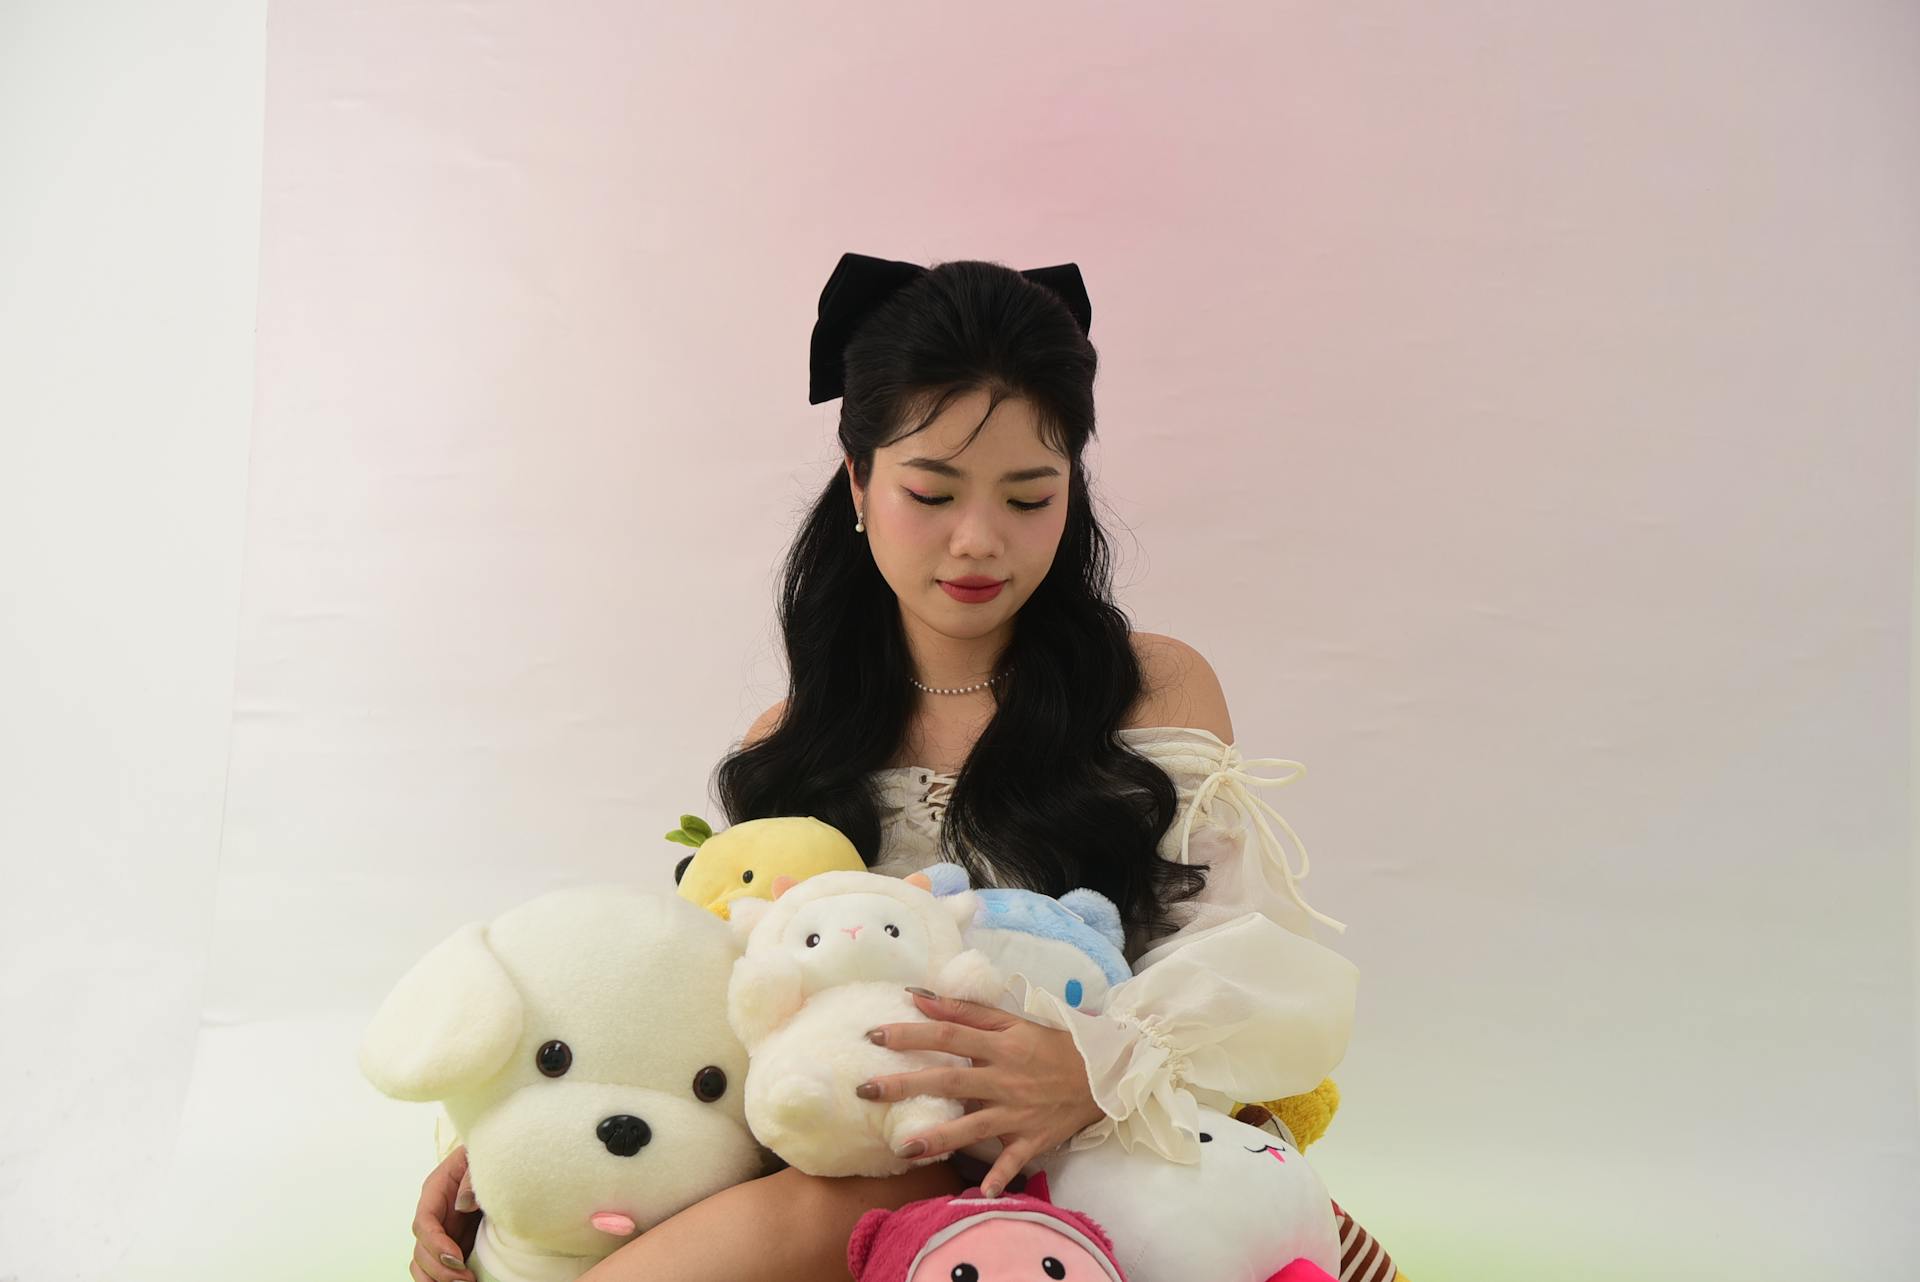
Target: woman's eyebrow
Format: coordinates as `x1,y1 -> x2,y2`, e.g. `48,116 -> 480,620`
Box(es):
901,458 -> 1062,483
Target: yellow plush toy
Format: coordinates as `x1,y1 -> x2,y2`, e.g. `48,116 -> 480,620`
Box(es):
666,813 -> 865,919
1256,1077 -> 1343,1151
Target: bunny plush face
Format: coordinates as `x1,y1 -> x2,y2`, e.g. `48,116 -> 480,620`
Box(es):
779,890 -> 942,990
732,869 -> 978,986
361,888 -> 764,1268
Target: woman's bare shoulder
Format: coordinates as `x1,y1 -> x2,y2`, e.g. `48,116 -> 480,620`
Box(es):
1125,631 -> 1235,743
743,699 -> 787,748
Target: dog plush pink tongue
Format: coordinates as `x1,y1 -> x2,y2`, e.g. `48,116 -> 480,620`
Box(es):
590,1212 -> 636,1236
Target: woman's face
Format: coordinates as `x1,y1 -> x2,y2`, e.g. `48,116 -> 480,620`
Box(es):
846,387 -> 1071,646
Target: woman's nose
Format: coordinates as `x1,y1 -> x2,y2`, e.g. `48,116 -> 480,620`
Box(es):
947,507 -> 1006,558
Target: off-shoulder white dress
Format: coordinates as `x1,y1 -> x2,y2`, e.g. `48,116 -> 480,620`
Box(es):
868,724 -> 1358,1164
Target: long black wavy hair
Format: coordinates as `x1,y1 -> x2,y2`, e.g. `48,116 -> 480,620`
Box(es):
711,258 -> 1205,942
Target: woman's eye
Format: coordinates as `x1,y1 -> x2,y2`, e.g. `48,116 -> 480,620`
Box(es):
904,490 -> 1051,512
805,933 -> 821,947
884,924 -> 900,937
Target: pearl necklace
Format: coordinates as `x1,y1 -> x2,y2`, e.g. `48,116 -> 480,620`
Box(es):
909,667 -> 1012,696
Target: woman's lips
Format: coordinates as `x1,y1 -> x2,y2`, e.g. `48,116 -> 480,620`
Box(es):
939,579 -> 1004,603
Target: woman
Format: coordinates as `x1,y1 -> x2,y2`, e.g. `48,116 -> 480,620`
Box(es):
407,255 -> 1360,1282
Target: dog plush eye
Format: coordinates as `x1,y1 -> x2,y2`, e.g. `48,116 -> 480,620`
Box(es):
805,933 -> 821,947
692,1065 -> 728,1103
884,923 -> 900,937
950,1266 -> 978,1282
536,1040 -> 572,1078
1043,1259 -> 1066,1280
1199,1132 -> 1213,1143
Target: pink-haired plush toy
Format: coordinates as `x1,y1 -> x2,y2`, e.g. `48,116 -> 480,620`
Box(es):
848,1179 -> 1127,1282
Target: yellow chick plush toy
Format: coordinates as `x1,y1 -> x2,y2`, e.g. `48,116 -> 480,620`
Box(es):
666,814 -> 865,919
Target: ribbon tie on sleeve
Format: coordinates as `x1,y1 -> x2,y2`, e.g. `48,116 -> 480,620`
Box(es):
1175,742 -> 1347,934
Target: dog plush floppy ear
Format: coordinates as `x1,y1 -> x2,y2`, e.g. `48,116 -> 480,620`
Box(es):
358,922 -> 525,1102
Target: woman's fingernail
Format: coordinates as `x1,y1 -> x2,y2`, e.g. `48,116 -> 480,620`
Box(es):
855,1081 -> 881,1099
896,1139 -> 927,1159
905,986 -> 936,999
438,1252 -> 465,1269
866,1027 -> 886,1045
454,1189 -> 478,1212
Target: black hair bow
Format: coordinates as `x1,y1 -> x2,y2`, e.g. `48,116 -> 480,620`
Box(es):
807,252 -> 1093,405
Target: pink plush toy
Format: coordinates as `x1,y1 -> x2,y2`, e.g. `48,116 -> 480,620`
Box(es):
848,1179 -> 1128,1282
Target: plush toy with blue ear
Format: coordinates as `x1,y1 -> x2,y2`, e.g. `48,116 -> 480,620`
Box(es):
917,862 -> 1131,1014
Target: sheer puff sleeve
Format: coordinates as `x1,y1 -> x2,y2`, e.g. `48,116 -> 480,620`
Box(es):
1018,728 -> 1357,1164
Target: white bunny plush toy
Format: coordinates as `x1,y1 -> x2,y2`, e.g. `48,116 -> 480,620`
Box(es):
726,869 -> 1001,1178
358,887 -> 766,1282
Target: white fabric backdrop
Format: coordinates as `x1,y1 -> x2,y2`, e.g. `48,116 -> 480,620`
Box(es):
2,2 -> 1916,1280
0,2 -> 263,1279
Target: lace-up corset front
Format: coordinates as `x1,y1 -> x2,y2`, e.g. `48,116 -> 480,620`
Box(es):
919,769 -> 956,824
867,724 -> 1343,933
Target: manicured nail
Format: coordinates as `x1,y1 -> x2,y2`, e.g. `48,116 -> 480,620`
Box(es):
439,1253 -> 465,1269
896,1139 -> 927,1159
454,1188 -> 478,1212
865,1027 -> 886,1045
905,986 -> 936,999
855,1081 -> 881,1099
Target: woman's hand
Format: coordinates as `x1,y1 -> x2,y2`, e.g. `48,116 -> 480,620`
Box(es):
410,1145 -> 480,1282
858,988 -> 1108,1197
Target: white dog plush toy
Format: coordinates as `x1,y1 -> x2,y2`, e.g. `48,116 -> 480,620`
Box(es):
726,869 -> 1001,1178
358,887 -> 765,1282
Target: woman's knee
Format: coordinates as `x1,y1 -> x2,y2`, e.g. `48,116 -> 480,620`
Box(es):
779,1161 -> 968,1247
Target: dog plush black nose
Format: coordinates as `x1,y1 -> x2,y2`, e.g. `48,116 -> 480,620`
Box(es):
596,1114 -> 652,1157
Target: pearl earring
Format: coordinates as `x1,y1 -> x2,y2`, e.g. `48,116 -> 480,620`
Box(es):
855,509 -> 865,533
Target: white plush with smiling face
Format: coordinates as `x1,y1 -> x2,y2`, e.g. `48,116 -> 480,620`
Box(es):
1035,1106 -> 1341,1282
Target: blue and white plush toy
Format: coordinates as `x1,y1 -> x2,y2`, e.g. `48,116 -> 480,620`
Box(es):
916,862 -> 1131,1014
